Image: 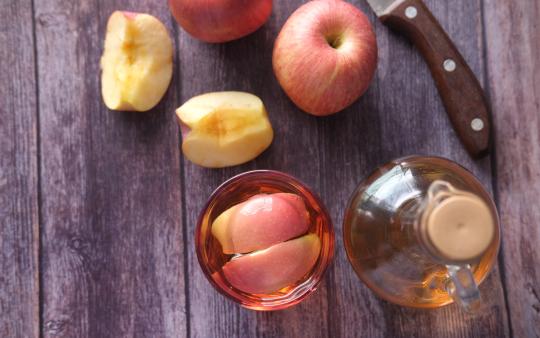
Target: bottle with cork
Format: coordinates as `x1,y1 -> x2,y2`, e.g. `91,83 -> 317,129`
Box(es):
343,156 -> 500,310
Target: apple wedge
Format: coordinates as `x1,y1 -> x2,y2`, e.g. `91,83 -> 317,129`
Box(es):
223,234 -> 321,294
212,193 -> 310,254
176,92 -> 274,168
101,11 -> 173,112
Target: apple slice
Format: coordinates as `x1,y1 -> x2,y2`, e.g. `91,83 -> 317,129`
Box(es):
176,92 -> 274,168
212,193 -> 310,254
100,11 -> 173,112
223,234 -> 321,294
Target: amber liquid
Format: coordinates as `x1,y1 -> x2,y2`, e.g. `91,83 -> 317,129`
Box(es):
196,171 -> 334,310
343,156 -> 500,308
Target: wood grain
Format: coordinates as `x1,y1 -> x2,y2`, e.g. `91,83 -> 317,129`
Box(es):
3,0 -> 537,336
320,0 -> 508,337
484,0 -> 540,337
34,1 -> 186,336
176,2 -> 329,336
0,1 -> 39,337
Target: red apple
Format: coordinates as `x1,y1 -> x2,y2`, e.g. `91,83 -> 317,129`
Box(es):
272,0 -> 378,116
168,0 -> 273,43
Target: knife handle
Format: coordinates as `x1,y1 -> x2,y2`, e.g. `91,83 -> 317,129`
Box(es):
380,0 -> 491,157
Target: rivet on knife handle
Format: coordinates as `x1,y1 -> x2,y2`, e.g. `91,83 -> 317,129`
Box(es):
377,0 -> 491,157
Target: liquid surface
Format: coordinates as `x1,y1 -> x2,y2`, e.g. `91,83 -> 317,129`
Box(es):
208,190 -> 324,298
343,156 -> 500,308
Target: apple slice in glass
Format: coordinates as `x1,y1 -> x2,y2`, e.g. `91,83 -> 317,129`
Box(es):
223,234 -> 321,294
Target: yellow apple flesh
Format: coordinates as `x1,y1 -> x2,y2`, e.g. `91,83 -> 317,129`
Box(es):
176,92 -> 274,168
101,11 -> 173,112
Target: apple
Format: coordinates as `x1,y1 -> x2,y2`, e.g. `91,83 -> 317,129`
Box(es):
176,91 -> 274,168
100,11 -> 173,112
272,0 -> 378,116
222,234 -> 321,294
212,193 -> 310,254
169,0 -> 273,43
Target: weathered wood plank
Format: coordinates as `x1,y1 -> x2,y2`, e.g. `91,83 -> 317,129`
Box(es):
176,2 -> 329,337
0,1 -> 39,337
320,0 -> 509,337
34,1 -> 186,336
484,0 -> 540,337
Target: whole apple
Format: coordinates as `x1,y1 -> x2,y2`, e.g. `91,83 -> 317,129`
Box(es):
169,0 -> 273,43
273,0 -> 377,116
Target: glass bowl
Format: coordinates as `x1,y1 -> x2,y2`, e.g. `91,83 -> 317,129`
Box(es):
195,170 -> 334,311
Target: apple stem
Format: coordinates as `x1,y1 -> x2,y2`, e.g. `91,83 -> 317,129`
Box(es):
325,34 -> 344,49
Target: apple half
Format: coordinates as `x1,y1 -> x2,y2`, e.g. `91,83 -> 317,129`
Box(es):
101,11 -> 173,112
176,92 -> 274,168
223,234 -> 321,294
212,193 -> 310,254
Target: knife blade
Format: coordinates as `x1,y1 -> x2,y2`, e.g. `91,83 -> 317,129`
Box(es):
366,0 -> 403,15
365,0 -> 491,158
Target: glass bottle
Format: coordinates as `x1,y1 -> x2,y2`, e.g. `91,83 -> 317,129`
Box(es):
343,156 -> 500,310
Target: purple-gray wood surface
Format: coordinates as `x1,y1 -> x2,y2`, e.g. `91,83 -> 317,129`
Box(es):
0,0 -> 537,337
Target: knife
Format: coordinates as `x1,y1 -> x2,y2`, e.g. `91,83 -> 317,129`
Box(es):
366,0 -> 491,157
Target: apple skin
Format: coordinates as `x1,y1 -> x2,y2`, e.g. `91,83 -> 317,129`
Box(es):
121,11 -> 138,19
272,0 -> 378,116
169,0 -> 273,43
211,193 -> 310,254
222,234 -> 321,294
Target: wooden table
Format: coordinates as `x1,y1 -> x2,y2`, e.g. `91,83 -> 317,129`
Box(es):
1,0 -> 538,337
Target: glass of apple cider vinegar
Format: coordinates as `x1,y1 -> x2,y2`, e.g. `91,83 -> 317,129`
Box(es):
343,156 -> 500,311
196,170 -> 334,311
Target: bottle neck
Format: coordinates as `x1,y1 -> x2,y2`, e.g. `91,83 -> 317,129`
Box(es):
412,180 -> 495,264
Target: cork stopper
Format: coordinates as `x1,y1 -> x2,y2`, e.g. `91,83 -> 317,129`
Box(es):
425,193 -> 495,262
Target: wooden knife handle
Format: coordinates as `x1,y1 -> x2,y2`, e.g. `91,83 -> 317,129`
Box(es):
380,0 -> 491,157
